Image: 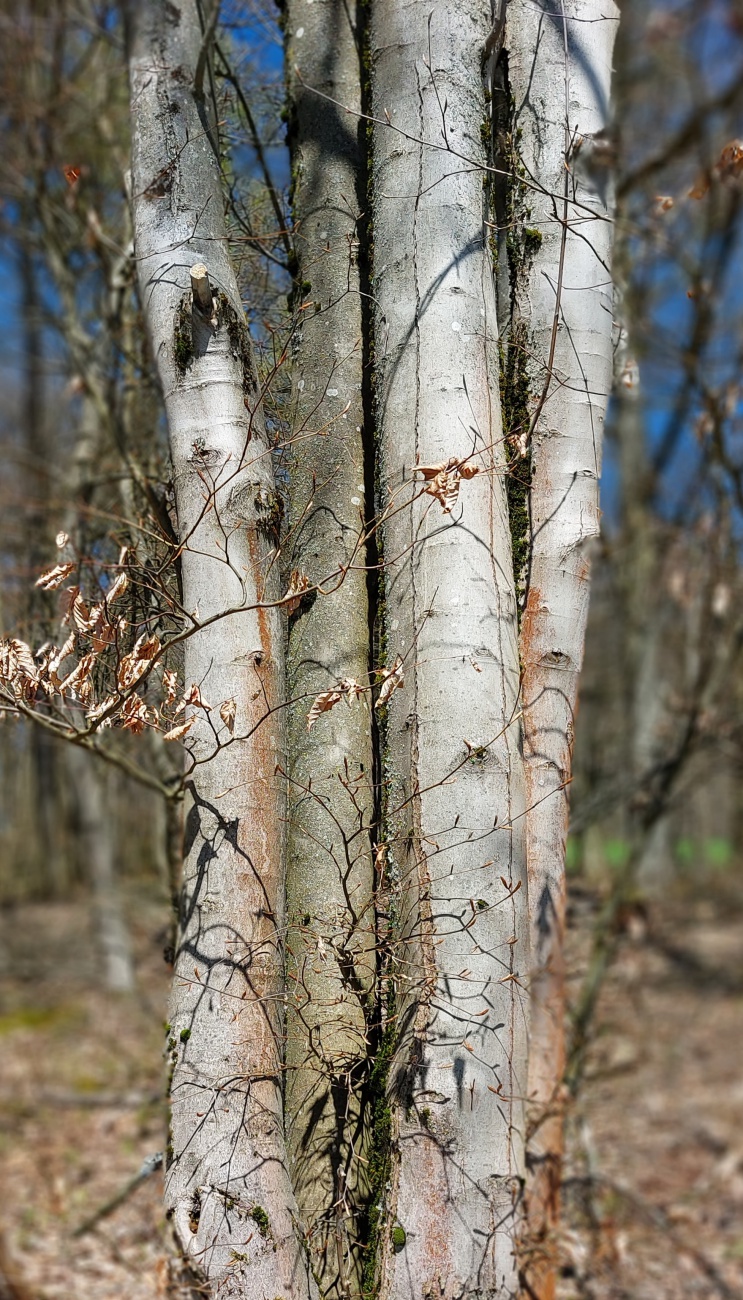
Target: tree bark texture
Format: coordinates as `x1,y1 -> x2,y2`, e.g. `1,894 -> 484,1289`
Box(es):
498,3 -> 619,1293
128,3 -> 315,1295
370,4 -> 529,1295
283,3 -> 375,1296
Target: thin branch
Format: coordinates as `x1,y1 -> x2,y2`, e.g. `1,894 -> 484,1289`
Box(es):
72,1152 -> 163,1238
215,40 -> 292,259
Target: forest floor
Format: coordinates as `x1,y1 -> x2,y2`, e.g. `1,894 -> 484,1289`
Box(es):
0,876 -> 741,1300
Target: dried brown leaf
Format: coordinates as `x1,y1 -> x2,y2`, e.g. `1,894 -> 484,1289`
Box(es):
117,634 -> 161,691
174,682 -> 211,714
86,694 -> 118,726
715,138 -> 743,181
0,638 -> 38,691
654,194 -> 674,214
163,669 -> 178,706
78,677 -> 93,706
689,143 -> 743,201
689,176 -> 710,200
35,562 -> 76,591
105,572 -> 129,606
61,586 -> 80,622
507,429 -> 529,459
283,569 -> 311,616
119,692 -> 152,734
219,697 -> 236,733
416,460 -> 449,481
431,469 -> 460,512
376,655 -> 404,709
163,716 -> 196,742
47,634 -> 75,686
307,689 -> 343,729
416,458 -> 480,512
415,457 -> 467,512
59,653 -> 96,696
91,620 -> 116,654
72,592 -> 91,633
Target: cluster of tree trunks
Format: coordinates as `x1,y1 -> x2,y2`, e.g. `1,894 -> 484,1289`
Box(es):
125,1 -> 618,1297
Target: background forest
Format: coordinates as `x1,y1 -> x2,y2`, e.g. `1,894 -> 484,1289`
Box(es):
0,1 -> 742,1298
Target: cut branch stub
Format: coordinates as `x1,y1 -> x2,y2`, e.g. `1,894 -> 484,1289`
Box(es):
190,262 -> 214,318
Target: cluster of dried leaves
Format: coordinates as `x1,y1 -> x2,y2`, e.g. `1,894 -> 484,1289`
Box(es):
415,457 -> 482,514
1,542 -> 405,745
306,655 -> 405,730
0,541 -> 237,746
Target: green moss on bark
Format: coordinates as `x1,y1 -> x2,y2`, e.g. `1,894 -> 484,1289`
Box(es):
173,290 -> 256,396
249,1205 -> 271,1238
500,322 -> 533,604
173,297 -> 194,374
215,291 -> 256,393
487,49 -> 539,609
360,1007 -> 396,1299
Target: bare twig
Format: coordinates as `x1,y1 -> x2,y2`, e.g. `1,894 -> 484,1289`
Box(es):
72,1151 -> 163,1238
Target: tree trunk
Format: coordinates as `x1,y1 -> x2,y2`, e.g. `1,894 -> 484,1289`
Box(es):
370,4 -> 528,1295
19,236 -> 69,899
127,3 -> 315,1294
497,3 -> 619,1294
283,4 -> 375,1296
68,745 -> 135,994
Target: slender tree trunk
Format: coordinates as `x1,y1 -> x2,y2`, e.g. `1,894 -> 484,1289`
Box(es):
68,745 -> 135,993
370,5 -> 528,1295
128,4 -> 315,1294
610,35 -> 672,899
615,337 -> 673,895
54,362 -> 139,994
19,237 -> 68,898
147,731 -> 185,913
498,4 -> 619,1294
283,4 -> 375,1295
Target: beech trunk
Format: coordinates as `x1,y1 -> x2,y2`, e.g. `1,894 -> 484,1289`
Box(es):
370,4 -> 529,1295
128,3 -> 315,1295
499,3 -> 619,1293
283,2 -> 375,1294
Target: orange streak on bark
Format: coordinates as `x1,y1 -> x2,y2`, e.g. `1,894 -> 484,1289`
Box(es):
519,586 -> 570,1300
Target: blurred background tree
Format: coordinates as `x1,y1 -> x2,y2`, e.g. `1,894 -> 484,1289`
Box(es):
572,0 -> 743,898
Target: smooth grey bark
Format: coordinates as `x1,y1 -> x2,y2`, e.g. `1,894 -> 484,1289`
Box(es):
128,3 -> 315,1295
502,1 -> 619,1286
370,4 -> 528,1295
67,745 -> 135,993
283,4 -> 375,1296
